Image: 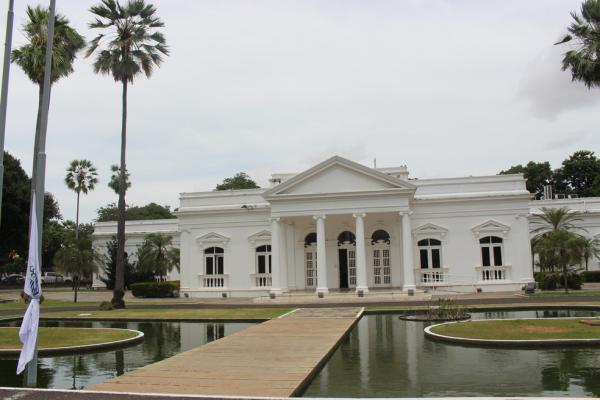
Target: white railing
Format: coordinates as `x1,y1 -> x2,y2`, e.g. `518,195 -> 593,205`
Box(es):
199,274 -> 229,288
416,268 -> 449,285
475,265 -> 511,282
251,273 -> 272,288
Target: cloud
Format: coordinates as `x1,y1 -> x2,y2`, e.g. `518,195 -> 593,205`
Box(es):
517,46 -> 600,120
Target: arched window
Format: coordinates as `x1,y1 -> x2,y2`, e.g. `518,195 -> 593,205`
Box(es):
256,245 -> 272,274
304,233 -> 317,288
418,239 -> 442,269
371,230 -> 391,285
204,247 -> 224,275
479,236 -> 503,267
338,231 -> 356,245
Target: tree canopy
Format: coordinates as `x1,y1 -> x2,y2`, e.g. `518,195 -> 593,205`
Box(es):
216,172 -> 260,190
136,233 -> 179,280
96,202 -> 175,222
499,150 -> 600,198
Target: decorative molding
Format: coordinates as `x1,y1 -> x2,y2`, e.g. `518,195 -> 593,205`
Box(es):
471,220 -> 511,238
248,230 -> 272,246
352,212 -> 366,219
195,232 -> 230,248
413,223 -> 448,240
312,215 -> 327,221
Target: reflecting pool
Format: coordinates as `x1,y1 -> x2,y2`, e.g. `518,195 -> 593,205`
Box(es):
0,320 -> 255,389
302,310 -> 600,398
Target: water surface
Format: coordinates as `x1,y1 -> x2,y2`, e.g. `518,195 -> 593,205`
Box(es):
0,320 -> 254,389
302,310 -> 600,398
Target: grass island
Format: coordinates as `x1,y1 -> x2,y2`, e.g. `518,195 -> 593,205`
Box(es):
426,318 -> 600,346
0,327 -> 143,355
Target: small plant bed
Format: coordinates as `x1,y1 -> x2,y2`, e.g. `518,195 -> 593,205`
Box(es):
400,298 -> 470,321
426,318 -> 600,346
0,327 -> 143,355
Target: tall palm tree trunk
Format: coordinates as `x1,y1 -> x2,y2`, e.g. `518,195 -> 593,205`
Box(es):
75,190 -> 80,239
112,79 -> 128,309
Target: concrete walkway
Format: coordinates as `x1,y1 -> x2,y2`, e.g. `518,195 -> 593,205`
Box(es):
90,307 -> 363,397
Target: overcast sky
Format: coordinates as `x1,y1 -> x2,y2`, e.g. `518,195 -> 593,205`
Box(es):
1,0 -> 598,223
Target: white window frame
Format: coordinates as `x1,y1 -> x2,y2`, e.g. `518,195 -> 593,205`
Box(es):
418,238 -> 442,269
204,247 -> 224,275
255,245 -> 272,274
479,236 -> 504,267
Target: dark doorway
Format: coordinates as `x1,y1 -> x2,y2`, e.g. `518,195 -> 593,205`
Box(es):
339,249 -> 349,289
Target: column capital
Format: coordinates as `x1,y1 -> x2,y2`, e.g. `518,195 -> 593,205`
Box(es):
399,211 -> 413,217
269,217 -> 281,223
312,215 -> 327,221
352,212 -> 366,219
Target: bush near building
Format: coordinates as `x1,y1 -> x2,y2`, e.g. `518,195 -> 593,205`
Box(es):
130,281 -> 179,298
534,272 -> 582,290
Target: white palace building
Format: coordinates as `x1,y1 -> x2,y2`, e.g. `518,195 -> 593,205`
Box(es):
92,156 -> 600,298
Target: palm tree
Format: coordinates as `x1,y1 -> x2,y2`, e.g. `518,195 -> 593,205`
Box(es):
53,235 -> 100,303
578,236 -> 600,271
136,233 -> 179,281
65,160 -> 98,239
531,207 -> 586,292
86,0 -> 169,308
108,164 -> 131,194
11,5 -> 85,217
555,0 -> 600,88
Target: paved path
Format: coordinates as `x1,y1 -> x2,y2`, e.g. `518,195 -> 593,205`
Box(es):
90,307 -> 363,397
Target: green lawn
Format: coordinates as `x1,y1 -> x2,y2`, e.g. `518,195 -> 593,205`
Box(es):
526,290 -> 600,297
0,327 -> 138,349
41,307 -> 293,320
365,301 -> 600,313
431,318 -> 600,340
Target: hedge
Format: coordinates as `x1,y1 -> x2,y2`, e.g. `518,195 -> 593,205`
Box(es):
534,272 -> 582,290
582,271 -> 600,283
130,281 -> 180,298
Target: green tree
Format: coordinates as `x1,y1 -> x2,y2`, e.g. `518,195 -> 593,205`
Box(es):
136,233 -> 179,281
576,236 -> 600,271
500,161 -> 553,198
99,236 -> 140,289
96,202 -> 175,222
53,235 -> 100,302
532,207 -> 586,292
553,151 -> 600,197
0,152 -> 61,265
216,172 -> 260,190
87,0 -> 169,308
65,160 -> 98,239
556,0 -> 600,88
108,164 -> 131,194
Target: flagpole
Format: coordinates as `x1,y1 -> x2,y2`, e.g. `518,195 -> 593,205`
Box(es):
24,0 -> 56,387
0,0 -> 15,229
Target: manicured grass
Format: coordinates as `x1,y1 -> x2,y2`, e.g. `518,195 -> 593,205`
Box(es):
0,299 -> 99,311
526,290 -> 600,297
365,301 -> 600,313
41,307 -> 293,320
431,318 -> 600,340
0,327 -> 138,350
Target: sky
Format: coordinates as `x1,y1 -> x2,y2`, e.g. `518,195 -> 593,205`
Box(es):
0,0 -> 599,223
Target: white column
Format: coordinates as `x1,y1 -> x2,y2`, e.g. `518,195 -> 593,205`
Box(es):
285,222 -> 296,289
270,217 -> 282,294
400,211 -> 416,290
280,220 -> 288,292
353,213 -> 368,293
314,215 -> 329,294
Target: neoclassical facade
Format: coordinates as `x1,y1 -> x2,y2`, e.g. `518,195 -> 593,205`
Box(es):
92,156 -> 600,298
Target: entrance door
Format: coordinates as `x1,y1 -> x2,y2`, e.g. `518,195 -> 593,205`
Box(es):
338,249 -> 349,289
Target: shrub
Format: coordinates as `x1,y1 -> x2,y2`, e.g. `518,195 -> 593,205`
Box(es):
130,281 -> 179,298
535,272 -> 582,290
583,271 -> 600,283
99,301 -> 114,311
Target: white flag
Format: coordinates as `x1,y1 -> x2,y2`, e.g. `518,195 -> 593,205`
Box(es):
17,193 -> 42,375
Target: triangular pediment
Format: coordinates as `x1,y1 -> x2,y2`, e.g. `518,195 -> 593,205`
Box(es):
413,223 -> 448,237
196,232 -> 230,246
264,156 -> 415,198
471,220 -> 511,237
248,230 -> 271,245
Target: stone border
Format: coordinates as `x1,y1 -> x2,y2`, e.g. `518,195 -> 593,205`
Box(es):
399,314 -> 471,322
0,327 -> 144,356
424,317 -> 600,347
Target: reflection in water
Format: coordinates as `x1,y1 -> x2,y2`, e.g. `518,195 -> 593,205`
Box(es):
0,320 -> 254,389
303,310 -> 600,398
